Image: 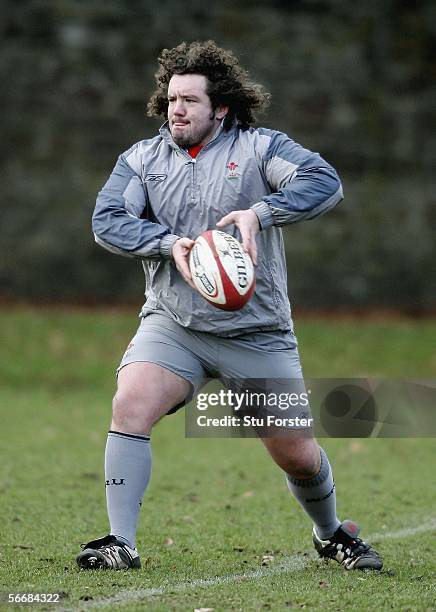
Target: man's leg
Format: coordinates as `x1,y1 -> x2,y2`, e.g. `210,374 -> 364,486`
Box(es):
262,436 -> 340,539
105,362 -> 190,548
218,329 -> 382,569
262,435 -> 382,570
77,362 -> 190,570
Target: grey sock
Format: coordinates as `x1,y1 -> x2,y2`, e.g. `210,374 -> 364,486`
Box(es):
286,447 -> 341,539
105,430 -> 152,549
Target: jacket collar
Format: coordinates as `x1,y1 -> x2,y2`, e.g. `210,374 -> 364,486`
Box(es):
159,119 -> 236,153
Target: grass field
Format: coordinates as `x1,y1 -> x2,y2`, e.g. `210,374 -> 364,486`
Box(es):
0,308 -> 435,611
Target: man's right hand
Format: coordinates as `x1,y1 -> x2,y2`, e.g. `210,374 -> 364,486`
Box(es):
172,237 -> 196,288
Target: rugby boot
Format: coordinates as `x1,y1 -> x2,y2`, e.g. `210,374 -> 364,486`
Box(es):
313,520 -> 383,570
76,534 -> 141,570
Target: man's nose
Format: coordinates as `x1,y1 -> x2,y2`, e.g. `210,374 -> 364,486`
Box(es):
173,99 -> 186,115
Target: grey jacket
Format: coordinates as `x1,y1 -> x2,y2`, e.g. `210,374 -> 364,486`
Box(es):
93,122 -> 343,336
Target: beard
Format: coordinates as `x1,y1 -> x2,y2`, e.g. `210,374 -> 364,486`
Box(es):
170,114 -> 216,148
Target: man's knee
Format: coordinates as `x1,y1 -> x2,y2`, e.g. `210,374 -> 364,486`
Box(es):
264,437 -> 321,479
287,452 -> 320,479
112,388 -> 144,425
111,385 -> 170,433
111,362 -> 190,433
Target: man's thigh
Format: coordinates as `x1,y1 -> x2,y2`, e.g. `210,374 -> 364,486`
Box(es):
217,329 -> 303,379
218,330 -> 313,436
117,312 -> 214,413
115,362 -> 191,430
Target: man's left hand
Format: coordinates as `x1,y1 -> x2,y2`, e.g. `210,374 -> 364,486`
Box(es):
172,237 -> 196,288
216,209 -> 260,265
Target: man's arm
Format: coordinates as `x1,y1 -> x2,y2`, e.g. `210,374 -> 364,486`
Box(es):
217,130 -> 343,263
92,153 -> 180,260
250,130 -> 343,230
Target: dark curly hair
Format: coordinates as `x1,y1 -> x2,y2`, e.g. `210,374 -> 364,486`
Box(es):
147,41 -> 270,130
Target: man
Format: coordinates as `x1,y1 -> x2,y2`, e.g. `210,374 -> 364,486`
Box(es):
77,41 -> 382,571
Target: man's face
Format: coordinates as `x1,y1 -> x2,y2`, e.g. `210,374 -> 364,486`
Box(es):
167,74 -> 227,148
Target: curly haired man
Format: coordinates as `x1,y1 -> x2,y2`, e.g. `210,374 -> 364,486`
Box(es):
76,41 -> 382,572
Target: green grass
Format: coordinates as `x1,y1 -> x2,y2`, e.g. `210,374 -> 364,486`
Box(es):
0,308 -> 435,610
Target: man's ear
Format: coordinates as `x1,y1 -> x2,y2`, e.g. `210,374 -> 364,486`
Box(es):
215,105 -> 229,121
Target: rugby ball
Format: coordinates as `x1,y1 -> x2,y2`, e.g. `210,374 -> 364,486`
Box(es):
189,230 -> 255,311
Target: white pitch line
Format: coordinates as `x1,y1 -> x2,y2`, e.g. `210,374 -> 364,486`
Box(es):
76,554 -> 307,610
367,518 -> 436,541
63,517 -> 436,610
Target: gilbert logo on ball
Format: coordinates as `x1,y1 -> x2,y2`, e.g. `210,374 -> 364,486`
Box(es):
189,230 -> 255,311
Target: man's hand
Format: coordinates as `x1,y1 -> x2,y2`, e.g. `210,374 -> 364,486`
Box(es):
216,209 -> 260,265
172,237 -> 196,288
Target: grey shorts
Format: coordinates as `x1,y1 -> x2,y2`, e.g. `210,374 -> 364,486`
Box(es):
118,311 -> 308,417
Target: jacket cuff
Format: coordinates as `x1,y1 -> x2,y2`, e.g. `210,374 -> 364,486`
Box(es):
250,202 -> 274,230
159,234 -> 181,259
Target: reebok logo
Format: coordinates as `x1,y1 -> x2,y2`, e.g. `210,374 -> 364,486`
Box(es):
145,174 -> 167,182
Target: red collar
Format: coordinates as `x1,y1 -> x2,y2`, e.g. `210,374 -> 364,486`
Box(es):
187,145 -> 203,159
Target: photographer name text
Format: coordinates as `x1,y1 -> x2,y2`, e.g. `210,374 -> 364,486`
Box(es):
197,415 -> 313,428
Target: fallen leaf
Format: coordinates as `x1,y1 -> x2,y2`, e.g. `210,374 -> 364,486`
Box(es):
319,580 -> 329,588
349,441 -> 363,453
242,490 -> 254,498
261,554 -> 274,565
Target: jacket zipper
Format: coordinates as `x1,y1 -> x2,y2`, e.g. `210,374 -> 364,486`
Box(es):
186,157 -> 197,207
